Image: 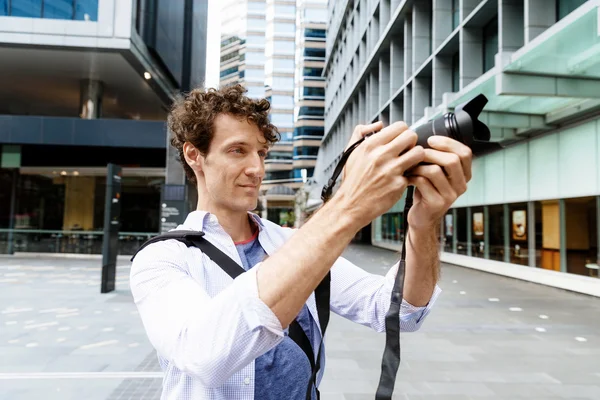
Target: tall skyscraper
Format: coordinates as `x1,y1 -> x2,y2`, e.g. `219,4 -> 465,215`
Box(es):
219,0 -> 325,225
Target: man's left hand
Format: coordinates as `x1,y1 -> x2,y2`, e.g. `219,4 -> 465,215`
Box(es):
406,135 -> 473,232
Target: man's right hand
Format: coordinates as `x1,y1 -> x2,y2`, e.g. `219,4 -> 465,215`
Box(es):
335,121 -> 425,228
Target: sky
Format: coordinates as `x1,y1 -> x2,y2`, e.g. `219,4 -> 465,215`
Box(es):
204,0 -> 221,89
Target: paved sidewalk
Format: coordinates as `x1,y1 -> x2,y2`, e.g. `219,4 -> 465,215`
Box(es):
0,244 -> 599,399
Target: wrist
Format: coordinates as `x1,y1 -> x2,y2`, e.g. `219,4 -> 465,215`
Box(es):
323,191 -> 365,234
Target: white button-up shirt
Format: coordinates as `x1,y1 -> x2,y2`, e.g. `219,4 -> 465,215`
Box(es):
130,211 -> 441,400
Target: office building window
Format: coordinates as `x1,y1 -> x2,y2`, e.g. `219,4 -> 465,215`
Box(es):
265,171 -> 294,181
293,126 -> 324,138
483,16 -> 498,73
10,0 -> 43,18
74,0 -> 97,20
5,0 -> 97,20
557,0 -> 586,20
266,151 -> 293,161
43,0 -> 73,19
303,87 -> 325,97
293,147 -> 319,157
303,67 -> 323,77
304,48 -> 326,58
298,106 -> 324,117
304,28 -> 326,39
0,0 -> 9,15
452,52 -> 460,92
246,51 -> 265,65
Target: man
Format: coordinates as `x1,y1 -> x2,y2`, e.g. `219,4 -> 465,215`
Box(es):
130,84 -> 473,399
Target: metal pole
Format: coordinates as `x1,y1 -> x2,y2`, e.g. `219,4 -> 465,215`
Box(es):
503,204 -> 510,263
528,201 -> 536,267
7,169 -> 17,254
559,199 -> 567,273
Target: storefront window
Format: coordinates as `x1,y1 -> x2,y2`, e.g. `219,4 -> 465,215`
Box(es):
509,202 -> 529,266
471,207 -> 485,258
456,208 -> 467,255
488,205 -> 504,262
565,197 -> 598,276
442,212 -> 453,252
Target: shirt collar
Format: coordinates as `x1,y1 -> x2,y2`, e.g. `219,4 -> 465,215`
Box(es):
182,210 -> 265,233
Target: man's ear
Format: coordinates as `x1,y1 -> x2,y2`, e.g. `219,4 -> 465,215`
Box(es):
183,142 -> 204,173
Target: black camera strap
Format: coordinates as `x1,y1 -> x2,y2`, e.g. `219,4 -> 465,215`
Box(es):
322,136 -> 413,400
132,231 -> 330,400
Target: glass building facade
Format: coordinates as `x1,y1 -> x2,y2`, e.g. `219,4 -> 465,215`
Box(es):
0,0 -> 208,255
0,0 -> 98,21
315,0 -> 600,281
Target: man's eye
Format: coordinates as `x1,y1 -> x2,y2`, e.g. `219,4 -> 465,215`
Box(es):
231,148 -> 243,154
259,151 -> 267,158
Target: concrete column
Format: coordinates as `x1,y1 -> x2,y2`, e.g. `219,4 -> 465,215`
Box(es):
379,56 -> 391,108
413,0 -> 432,70
503,203 -> 510,263
525,0 -> 556,44
433,0 -> 453,50
528,201 -> 536,267
412,76 -> 429,123
359,87 -> 366,123
380,0 -> 391,35
432,55 -> 452,107
499,0 -> 524,52
467,206 -> 472,256
403,84 -> 413,126
79,79 -> 103,119
559,199 -> 567,273
459,27 -> 482,89
404,15 -> 413,80
371,13 -> 380,51
390,38 -> 404,93
370,69 -> 379,119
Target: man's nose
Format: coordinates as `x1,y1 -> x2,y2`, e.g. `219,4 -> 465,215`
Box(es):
246,153 -> 265,178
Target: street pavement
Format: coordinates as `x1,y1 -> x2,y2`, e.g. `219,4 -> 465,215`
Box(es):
0,244 -> 599,400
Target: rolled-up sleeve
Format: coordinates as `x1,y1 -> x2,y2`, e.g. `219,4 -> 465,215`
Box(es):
330,257 -> 441,333
130,242 -> 283,388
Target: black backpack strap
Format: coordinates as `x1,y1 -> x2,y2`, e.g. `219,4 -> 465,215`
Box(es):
132,229 -> 329,400
130,230 -> 206,262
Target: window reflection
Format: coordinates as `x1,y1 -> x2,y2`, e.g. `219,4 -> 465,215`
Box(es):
10,0 -> 42,17
43,0 -> 73,19
4,0 -> 98,20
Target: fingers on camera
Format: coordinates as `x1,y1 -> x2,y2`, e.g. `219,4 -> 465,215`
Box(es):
394,146 -> 425,174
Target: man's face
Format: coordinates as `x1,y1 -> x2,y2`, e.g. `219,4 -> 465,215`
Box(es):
199,113 -> 268,213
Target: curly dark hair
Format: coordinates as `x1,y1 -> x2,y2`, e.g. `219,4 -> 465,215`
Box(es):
168,84 -> 280,185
